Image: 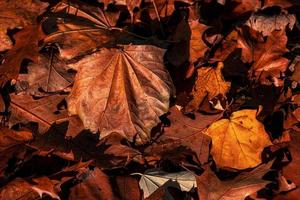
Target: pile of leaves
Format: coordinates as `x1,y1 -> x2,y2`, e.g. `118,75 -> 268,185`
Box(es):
1,0 -> 300,199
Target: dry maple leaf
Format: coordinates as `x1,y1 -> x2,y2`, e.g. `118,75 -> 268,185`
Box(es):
0,0 -> 48,51
204,109 -> 272,169
67,45 -> 174,143
184,62 -> 231,113
197,161 -> 273,200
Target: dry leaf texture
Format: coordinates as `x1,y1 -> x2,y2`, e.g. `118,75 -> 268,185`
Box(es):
67,45 -> 174,143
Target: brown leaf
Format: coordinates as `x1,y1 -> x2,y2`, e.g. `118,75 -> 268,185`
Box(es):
189,20 -> 210,63
145,106 -> 221,165
69,167 -> 116,200
0,178 -> 39,200
16,55 -> 74,96
143,0 -> 175,20
0,0 -> 48,51
115,176 -> 142,200
0,127 -> 33,175
0,25 -> 44,86
196,161 -> 273,200
9,93 -> 68,133
44,1 -> 120,60
31,176 -> 60,200
67,45 -> 174,144
229,0 -> 261,15
184,62 -> 231,113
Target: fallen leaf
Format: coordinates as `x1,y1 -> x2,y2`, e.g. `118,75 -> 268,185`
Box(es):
69,167 -> 115,200
0,25 -> 43,86
16,55 -> 74,96
0,0 -> 48,51
0,127 -> 33,175
145,106 -> 221,165
184,62 -> 231,113
0,178 -> 39,200
31,176 -> 60,200
134,170 -> 196,198
44,1 -> 119,60
67,45 -> 174,143
189,20 -> 210,63
204,109 -> 272,169
196,161 -> 273,200
246,12 -> 296,36
115,176 -> 142,200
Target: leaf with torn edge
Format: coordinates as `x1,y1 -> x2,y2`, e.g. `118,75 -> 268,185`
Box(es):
204,109 -> 272,169
67,45 -> 175,144
134,170 -> 196,198
185,62 -> 231,113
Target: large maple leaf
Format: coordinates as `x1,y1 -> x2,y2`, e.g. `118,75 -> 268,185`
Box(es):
204,109 -> 272,169
67,45 -> 175,144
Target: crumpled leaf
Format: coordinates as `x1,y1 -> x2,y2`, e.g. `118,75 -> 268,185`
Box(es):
0,0 -> 48,51
205,109 -> 272,169
67,45 -> 174,143
185,62 -> 231,113
246,12 -> 296,36
196,161 -> 273,200
134,170 -> 196,198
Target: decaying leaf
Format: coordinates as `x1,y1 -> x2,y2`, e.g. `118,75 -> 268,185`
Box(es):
196,161 -> 273,200
205,109 -> 272,169
134,170 -> 196,198
185,62 -> 231,113
67,45 -> 174,143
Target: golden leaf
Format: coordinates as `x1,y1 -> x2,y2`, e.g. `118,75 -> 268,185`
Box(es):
185,62 -> 231,113
204,109 -> 272,169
